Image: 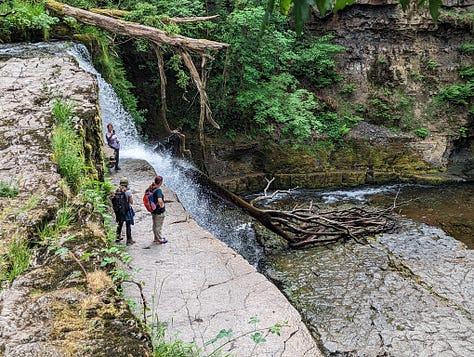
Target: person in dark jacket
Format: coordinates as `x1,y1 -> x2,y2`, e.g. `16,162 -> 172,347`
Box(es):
112,177 -> 135,245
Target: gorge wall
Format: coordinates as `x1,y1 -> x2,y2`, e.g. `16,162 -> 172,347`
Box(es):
197,2 -> 474,194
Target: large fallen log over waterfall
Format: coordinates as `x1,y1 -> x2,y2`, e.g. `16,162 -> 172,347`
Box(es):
185,168 -> 397,248
45,0 -> 228,53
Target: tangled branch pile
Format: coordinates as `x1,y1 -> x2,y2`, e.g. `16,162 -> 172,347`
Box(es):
249,178 -> 397,247
259,205 -> 396,248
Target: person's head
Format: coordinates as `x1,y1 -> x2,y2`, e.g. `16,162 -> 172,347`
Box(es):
154,175 -> 163,186
107,123 -> 114,132
119,177 -> 129,187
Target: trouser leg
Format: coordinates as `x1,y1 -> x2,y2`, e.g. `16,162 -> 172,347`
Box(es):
152,213 -> 164,241
114,149 -> 120,169
116,220 -> 124,240
125,221 -> 132,242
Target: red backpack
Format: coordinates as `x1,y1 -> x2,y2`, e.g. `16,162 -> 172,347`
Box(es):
143,186 -> 157,213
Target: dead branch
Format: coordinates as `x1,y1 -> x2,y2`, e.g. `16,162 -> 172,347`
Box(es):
123,280 -> 148,323
187,167 -> 398,248
151,43 -> 172,135
250,183 -> 397,247
0,10 -> 16,17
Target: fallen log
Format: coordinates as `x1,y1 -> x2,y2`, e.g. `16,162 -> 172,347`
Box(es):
45,0 -> 228,54
181,167 -> 397,248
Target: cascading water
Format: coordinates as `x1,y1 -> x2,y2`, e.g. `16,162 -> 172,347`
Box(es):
68,42 -> 264,265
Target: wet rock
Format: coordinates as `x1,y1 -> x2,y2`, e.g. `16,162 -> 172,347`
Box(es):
261,220 -> 474,356
116,159 -> 322,357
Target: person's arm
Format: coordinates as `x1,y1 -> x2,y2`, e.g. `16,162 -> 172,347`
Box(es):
157,196 -> 164,208
127,190 -> 134,205
154,188 -> 164,208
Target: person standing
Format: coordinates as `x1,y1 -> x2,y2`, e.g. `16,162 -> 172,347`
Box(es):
106,123 -> 121,171
112,177 -> 135,245
149,175 -> 167,244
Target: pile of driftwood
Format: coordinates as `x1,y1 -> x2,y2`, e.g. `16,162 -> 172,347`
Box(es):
193,173 -> 398,248
248,179 -> 397,247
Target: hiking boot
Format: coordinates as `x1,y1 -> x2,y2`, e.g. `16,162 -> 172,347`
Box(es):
126,240 -> 136,246
153,237 -> 167,244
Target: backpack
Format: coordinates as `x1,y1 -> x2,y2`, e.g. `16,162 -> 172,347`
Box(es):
143,186 -> 165,214
143,187 -> 157,213
112,190 -> 130,218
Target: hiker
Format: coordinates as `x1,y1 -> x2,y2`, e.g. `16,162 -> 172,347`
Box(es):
111,177 -> 135,245
147,175 -> 167,244
106,123 -> 121,170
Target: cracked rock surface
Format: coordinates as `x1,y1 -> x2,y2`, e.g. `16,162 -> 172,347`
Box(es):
262,221 -> 474,356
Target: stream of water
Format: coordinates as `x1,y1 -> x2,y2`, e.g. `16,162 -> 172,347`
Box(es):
70,42 -> 474,356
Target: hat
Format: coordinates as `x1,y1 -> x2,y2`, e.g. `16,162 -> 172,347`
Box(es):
119,177 -> 129,186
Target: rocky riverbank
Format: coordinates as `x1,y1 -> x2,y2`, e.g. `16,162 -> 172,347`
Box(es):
0,42 -> 150,355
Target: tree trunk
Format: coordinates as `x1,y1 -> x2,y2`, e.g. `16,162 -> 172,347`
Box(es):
152,43 -> 172,135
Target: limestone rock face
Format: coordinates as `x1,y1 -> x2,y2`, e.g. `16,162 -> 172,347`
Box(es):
199,3 -> 473,193
309,3 -> 473,167
0,42 -> 150,356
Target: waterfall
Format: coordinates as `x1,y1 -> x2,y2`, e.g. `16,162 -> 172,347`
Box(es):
68,42 -> 263,265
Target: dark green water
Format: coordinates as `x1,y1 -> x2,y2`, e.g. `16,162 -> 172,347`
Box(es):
370,183 -> 474,249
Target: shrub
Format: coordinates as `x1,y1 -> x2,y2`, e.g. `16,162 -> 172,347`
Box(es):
51,99 -> 85,193
0,180 -> 19,198
437,80 -> 474,106
415,127 -> 429,138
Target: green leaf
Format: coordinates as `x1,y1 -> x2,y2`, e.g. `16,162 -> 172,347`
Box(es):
399,0 -> 410,11
248,316 -> 260,325
269,323 -> 283,335
333,0 -> 355,13
279,0 -> 292,15
205,329 -> 233,346
428,0 -> 442,22
251,332 -> 266,344
315,0 -> 331,15
263,0 -> 276,29
294,0 -> 313,35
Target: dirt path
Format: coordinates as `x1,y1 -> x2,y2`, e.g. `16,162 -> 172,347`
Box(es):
109,159 -> 322,356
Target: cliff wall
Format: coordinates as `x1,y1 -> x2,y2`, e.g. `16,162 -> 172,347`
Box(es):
201,2 -> 474,194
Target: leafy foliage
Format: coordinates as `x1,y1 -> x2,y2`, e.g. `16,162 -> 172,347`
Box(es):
207,2 -> 346,141
51,99 -> 85,193
437,80 -> 474,106
415,127 -> 430,138
0,0 -> 58,41
0,237 -> 30,283
0,180 -> 19,198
